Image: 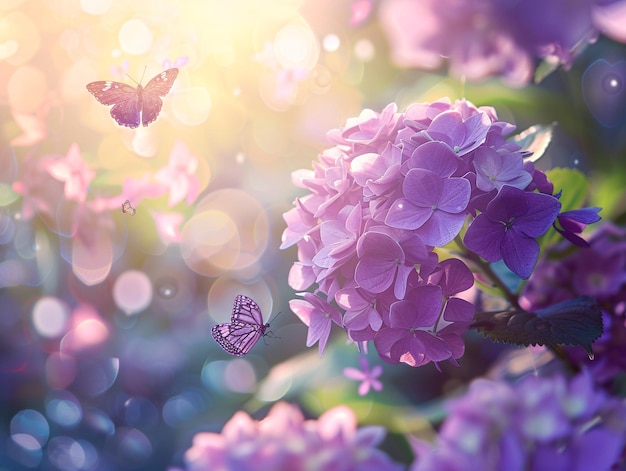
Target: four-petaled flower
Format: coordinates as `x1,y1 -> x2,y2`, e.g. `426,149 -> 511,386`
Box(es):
464,185 -> 561,279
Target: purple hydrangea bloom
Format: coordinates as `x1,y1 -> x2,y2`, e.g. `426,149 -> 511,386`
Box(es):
282,98 -> 594,366
411,372 -> 626,471
380,0 -> 626,85
464,185 -> 562,279
521,223 -> 626,385
184,402 -> 403,471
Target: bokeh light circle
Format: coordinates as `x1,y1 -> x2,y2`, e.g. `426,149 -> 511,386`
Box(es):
7,65 -> 48,113
0,11 -> 40,66
601,73 -> 623,95
322,34 -> 341,52
113,270 -> 153,315
80,0 -> 113,15
354,38 -> 375,61
118,19 -> 153,55
107,427 -> 152,467
46,390 -> 83,428
171,86 -> 212,126
224,358 -> 257,393
10,410 -> 50,446
180,189 -> 269,276
32,296 -> 70,338
46,436 -> 99,471
273,22 -> 319,70
161,389 -> 207,427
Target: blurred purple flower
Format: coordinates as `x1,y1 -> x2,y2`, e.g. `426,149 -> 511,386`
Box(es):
522,223 -> 626,385
184,402 -> 403,471
344,356 -> 383,395
380,0 -> 626,86
464,186 -> 561,279
411,371 -> 626,471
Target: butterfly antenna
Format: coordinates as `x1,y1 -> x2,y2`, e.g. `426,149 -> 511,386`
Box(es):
270,311 -> 282,323
125,66 -> 147,86
125,73 -> 140,86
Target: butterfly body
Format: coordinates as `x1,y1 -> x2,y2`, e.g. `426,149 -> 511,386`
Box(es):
211,295 -> 273,356
86,68 -> 178,128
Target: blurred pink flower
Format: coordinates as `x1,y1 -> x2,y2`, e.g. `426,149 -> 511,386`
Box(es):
152,211 -> 184,244
45,143 -> 95,204
155,140 -> 200,207
12,153 -> 64,220
184,402 -> 402,471
344,356 -> 383,395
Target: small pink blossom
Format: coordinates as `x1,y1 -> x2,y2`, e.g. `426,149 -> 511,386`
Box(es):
344,356 -> 383,395
155,140 -> 200,207
45,143 -> 95,204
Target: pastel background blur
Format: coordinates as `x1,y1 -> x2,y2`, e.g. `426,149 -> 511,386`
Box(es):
1,0 -> 626,470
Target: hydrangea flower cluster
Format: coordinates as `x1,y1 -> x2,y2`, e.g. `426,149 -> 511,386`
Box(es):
183,402 -> 402,471
379,0 -> 626,86
282,98 -> 573,367
411,371 -> 626,471
522,223 -> 626,385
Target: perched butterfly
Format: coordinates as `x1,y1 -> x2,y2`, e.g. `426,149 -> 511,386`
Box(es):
211,295 -> 273,356
86,68 -> 178,128
121,200 -> 136,216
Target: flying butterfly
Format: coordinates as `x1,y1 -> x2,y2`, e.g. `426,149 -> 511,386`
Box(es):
86,68 -> 178,128
121,200 -> 136,216
211,295 -> 274,356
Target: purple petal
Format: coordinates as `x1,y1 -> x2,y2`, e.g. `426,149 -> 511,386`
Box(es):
344,367 -> 366,381
419,210 -> 466,247
502,229 -> 540,279
385,198 -> 432,230
464,214 -> 506,262
514,191 -> 561,237
402,169 -> 443,206
437,177 -> 471,213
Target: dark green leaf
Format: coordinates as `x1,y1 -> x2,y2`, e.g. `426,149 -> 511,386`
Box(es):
472,296 -> 603,356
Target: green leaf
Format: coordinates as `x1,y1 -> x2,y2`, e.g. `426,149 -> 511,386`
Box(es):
472,296 -> 603,357
546,168 -> 588,212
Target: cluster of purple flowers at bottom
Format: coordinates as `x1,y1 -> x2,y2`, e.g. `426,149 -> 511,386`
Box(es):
282,98 -> 578,367
522,223 -> 626,384
183,402 -> 403,471
411,371 -> 626,471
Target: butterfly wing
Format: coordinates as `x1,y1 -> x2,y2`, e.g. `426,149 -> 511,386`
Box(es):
86,81 -> 140,128
122,200 -> 136,215
231,294 -> 265,325
141,68 -> 178,127
211,322 -> 263,356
